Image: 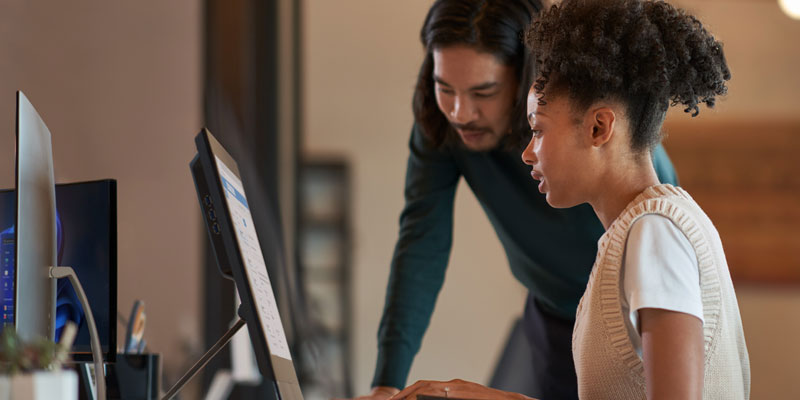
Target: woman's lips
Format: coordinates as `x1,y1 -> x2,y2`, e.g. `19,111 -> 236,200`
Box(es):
531,170 -> 546,193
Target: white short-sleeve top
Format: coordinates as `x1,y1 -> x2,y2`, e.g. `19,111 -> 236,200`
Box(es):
621,214 -> 704,358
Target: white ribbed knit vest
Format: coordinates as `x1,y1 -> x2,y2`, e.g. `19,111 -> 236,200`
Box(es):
572,184 -> 750,399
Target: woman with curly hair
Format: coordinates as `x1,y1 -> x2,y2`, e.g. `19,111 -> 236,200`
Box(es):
522,0 -> 750,398
393,1 -> 750,399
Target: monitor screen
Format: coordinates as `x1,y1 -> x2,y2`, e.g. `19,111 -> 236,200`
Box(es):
191,128 -> 303,399
215,156 -> 292,361
0,179 -> 117,362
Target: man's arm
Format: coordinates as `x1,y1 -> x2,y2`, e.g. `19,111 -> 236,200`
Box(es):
371,124 -> 461,390
392,378 -> 536,400
334,386 -> 398,400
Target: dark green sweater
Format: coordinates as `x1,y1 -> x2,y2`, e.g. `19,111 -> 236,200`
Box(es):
373,124 -> 678,389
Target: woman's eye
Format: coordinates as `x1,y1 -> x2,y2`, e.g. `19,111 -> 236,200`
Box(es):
473,92 -> 494,98
531,129 -> 543,138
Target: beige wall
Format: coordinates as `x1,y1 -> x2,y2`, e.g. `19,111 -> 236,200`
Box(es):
304,0 -> 800,398
0,0 -> 203,392
667,2 -> 800,397
669,0 -> 800,122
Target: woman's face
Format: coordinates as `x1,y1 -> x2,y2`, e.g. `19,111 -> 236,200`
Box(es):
521,87 -> 595,208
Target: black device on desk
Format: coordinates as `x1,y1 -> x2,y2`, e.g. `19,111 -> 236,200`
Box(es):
186,128 -> 303,400
0,179 -> 117,362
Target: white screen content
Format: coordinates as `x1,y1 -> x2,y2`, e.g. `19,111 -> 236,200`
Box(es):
215,156 -> 292,361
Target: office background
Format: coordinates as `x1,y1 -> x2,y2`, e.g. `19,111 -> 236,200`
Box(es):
0,0 -> 798,398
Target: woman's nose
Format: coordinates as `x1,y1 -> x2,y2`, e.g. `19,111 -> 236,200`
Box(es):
521,136 -> 537,166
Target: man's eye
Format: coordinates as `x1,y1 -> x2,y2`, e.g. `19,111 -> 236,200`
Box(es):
473,92 -> 495,98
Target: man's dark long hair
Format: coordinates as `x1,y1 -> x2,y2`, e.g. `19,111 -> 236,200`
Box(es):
413,0 -> 542,149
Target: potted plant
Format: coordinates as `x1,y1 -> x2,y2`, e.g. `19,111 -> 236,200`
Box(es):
0,323 -> 78,400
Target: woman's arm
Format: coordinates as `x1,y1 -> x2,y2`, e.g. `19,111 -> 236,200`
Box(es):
639,307 -> 704,400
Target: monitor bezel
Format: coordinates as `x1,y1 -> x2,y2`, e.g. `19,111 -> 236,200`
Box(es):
66,179 -> 117,363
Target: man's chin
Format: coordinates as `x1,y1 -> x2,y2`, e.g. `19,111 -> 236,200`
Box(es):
459,133 -> 500,151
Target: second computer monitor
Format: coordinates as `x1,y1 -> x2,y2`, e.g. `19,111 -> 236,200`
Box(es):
0,179 -> 117,362
191,128 -> 303,400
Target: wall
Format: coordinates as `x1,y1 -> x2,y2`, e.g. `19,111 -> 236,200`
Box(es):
0,0 -> 203,393
668,2 -> 800,398
304,0 -> 800,398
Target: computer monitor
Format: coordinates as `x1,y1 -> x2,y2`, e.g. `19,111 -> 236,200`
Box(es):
0,180 -> 117,362
14,91 -> 58,342
190,128 -> 303,400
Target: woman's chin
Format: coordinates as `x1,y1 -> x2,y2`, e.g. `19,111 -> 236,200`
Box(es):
544,194 -> 560,208
545,192 -> 579,209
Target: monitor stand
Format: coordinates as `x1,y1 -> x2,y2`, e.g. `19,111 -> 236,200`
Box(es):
161,307 -> 248,400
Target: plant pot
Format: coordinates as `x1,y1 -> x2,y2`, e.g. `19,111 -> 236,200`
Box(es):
0,370 -> 78,400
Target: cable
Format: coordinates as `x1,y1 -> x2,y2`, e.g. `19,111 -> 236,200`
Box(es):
50,266 -> 106,400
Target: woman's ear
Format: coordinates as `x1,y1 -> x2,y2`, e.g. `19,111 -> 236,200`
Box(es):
590,107 -> 616,147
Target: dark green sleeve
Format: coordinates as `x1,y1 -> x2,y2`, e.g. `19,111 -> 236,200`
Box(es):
371,124 -> 460,389
652,142 -> 679,185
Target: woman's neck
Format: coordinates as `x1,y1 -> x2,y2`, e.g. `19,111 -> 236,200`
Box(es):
590,158 -> 661,230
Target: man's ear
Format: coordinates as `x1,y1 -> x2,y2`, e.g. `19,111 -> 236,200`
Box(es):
589,107 -> 616,147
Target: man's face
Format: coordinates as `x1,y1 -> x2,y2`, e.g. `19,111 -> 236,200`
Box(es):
432,46 -> 518,151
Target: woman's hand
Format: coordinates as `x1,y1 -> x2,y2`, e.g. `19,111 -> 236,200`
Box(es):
391,379 -> 535,400
333,386 -> 400,400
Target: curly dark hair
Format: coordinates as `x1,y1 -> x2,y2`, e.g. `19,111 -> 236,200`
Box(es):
525,0 -> 731,152
413,0 -> 542,149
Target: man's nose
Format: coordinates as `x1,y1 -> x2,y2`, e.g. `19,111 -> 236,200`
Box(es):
449,95 -> 477,124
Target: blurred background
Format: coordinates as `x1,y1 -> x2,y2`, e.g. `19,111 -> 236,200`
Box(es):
0,0 -> 798,398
